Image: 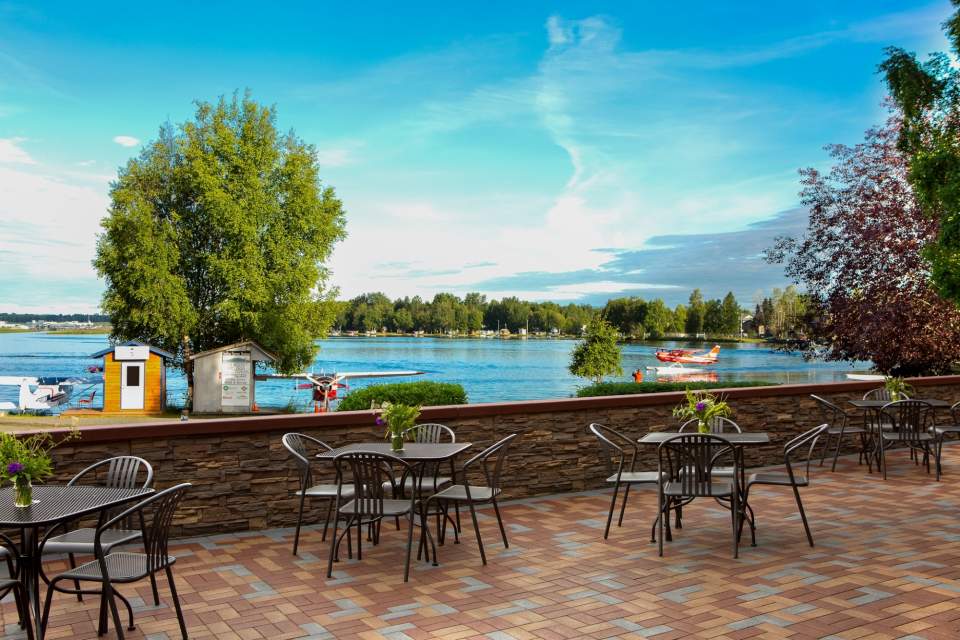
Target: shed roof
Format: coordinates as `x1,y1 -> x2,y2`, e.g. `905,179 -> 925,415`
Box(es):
90,340 -> 175,360
187,340 -> 277,363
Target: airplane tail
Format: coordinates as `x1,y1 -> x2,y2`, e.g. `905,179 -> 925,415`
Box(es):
707,345 -> 720,360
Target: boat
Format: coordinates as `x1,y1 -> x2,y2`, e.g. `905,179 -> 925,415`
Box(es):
0,375 -> 102,414
846,373 -> 885,382
645,363 -> 706,376
655,345 -> 721,365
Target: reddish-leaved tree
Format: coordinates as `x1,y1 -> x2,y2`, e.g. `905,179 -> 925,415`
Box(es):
769,119 -> 960,375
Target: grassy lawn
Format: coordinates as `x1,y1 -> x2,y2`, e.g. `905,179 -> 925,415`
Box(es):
0,412 -> 186,432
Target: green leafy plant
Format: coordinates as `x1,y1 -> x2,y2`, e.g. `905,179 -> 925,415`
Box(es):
569,317 -> 622,384
336,381 -> 466,412
884,376 -> 913,400
672,389 -> 732,432
374,402 -> 421,448
0,429 -> 80,505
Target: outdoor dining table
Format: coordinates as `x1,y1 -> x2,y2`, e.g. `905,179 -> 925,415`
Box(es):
638,432 -> 771,545
0,484 -> 153,640
847,399 -> 952,410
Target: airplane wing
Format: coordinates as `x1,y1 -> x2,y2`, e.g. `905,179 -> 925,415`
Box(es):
335,371 -> 424,379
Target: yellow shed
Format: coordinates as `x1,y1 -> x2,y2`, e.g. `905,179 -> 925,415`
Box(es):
90,341 -> 173,414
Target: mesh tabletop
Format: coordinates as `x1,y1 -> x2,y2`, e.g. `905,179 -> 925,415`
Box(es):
639,432 -> 770,445
848,399 -> 951,409
317,442 -> 472,461
0,485 -> 152,527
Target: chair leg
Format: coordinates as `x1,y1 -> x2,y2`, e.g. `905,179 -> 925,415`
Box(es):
791,485 -> 814,547
936,436 -> 944,481
41,580 -> 57,639
105,581 -> 126,640
68,553 -> 83,602
617,484 -> 631,527
830,433 -> 844,472
879,436 -> 887,481
149,572 -> 161,606
657,488 -> 665,557
322,497 -> 334,541
603,481 -> 620,539
166,566 -> 189,640
819,433 -> 832,467
403,509 -> 416,582
326,512 -> 343,578
467,501 -> 487,565
14,584 -> 33,640
293,491 -> 307,556
491,498 -> 509,548
425,500 -> 440,567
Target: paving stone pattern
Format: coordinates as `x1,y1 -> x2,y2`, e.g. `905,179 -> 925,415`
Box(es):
12,446 -> 960,639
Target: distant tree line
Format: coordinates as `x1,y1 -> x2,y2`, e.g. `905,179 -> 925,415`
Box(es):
0,313 -> 111,323
334,289 -> 800,339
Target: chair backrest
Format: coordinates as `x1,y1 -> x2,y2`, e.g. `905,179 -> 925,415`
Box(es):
657,433 -> 738,495
678,416 -> 742,433
784,424 -> 830,481
879,400 -> 934,439
864,387 -> 910,401
68,456 -> 153,490
588,423 -> 636,479
404,423 -> 455,443
810,394 -> 847,429
282,433 -> 333,488
333,451 -> 416,517
97,483 -> 191,574
463,433 -> 518,492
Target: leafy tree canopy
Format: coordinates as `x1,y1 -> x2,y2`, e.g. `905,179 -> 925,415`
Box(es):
769,118 -> 960,375
94,92 -> 346,377
569,317 -> 623,384
880,1 -> 960,301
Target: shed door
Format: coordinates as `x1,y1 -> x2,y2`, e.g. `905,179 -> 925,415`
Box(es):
120,362 -> 145,410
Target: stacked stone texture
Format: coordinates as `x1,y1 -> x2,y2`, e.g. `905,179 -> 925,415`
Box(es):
45,379 -> 960,536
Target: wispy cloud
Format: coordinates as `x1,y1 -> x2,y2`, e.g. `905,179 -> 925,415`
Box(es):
112,135 -> 140,147
0,138 -> 37,165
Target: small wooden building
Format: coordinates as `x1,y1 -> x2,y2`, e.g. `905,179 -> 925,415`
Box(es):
90,341 -> 173,414
189,341 -> 276,414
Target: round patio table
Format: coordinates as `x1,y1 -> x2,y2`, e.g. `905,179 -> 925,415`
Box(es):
0,484 -> 153,640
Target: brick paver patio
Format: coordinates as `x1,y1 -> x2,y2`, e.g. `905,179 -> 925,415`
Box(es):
5,446 -> 960,639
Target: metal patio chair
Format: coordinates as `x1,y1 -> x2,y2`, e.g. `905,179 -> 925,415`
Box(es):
741,424 -> 829,547
327,451 -> 420,582
588,423 -> 663,539
0,531 -> 32,639
282,433 -> 355,556
657,433 -> 741,558
393,423 -> 456,494
41,483 -> 192,640
933,401 -> 960,480
41,456 -> 155,603
424,433 -> 518,566
863,388 -> 910,401
870,400 -> 936,480
811,394 -> 868,471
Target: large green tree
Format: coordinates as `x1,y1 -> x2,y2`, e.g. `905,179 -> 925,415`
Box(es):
94,93 -> 346,399
685,289 -> 705,336
569,317 -> 623,384
880,1 -> 960,301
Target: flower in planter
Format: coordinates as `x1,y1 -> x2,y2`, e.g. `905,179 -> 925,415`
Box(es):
7,462 -> 24,476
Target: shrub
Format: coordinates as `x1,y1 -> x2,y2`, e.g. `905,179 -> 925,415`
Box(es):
576,380 -> 776,398
336,381 -> 467,411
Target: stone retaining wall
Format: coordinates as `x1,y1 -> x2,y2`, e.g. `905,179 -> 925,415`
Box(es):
42,376 -> 960,536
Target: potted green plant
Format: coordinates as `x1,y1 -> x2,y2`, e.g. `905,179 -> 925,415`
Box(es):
0,430 -> 77,507
672,389 -> 732,433
884,376 -> 913,401
374,402 -> 421,452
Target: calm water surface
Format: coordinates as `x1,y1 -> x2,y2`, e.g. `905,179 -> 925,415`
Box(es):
0,333 -> 871,411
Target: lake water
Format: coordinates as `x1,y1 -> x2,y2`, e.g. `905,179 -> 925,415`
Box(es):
0,333 -> 871,411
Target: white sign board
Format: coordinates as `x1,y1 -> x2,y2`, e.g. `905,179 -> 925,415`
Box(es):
221,351 -> 251,407
114,345 -> 150,361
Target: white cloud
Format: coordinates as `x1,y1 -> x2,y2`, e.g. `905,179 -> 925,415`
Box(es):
0,138 -> 37,165
315,147 -> 354,167
112,135 -> 140,147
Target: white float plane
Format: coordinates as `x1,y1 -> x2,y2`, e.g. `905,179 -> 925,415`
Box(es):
0,375 -> 101,414
260,370 -> 424,412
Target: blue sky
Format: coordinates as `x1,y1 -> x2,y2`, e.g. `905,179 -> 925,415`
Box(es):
0,1 -> 952,313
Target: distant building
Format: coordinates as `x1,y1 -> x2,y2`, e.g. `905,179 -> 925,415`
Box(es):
189,341 -> 277,414
90,341 -> 173,414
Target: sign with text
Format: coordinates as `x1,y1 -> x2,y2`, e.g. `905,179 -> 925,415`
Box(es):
221,350 -> 251,407
114,345 -> 150,361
